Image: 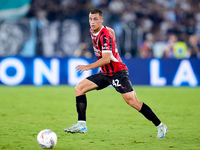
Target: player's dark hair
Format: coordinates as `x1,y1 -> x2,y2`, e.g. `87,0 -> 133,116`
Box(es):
90,9 -> 103,17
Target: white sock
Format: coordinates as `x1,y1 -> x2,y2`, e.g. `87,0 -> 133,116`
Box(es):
78,120 -> 86,125
157,122 -> 163,127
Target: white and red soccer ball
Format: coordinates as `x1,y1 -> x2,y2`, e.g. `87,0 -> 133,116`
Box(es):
37,129 -> 57,149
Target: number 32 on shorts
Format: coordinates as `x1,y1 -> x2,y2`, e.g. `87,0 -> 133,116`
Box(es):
112,79 -> 121,87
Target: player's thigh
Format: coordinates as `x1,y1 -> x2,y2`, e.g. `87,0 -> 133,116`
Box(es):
121,91 -> 138,102
75,79 -> 98,96
86,72 -> 110,90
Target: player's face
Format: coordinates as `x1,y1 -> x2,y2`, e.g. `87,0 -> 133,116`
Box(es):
89,13 -> 103,33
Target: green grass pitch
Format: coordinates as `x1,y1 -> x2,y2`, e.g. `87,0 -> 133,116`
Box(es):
0,86 -> 200,150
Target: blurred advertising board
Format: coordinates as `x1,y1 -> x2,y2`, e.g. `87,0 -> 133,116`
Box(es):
0,57 -> 199,86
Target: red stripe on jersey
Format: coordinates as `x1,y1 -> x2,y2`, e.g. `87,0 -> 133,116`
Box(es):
101,64 -> 112,76
90,26 -> 128,76
106,63 -> 114,76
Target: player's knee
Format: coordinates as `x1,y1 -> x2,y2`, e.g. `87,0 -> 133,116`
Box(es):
125,98 -> 135,107
124,95 -> 135,106
75,85 -> 84,95
127,100 -> 142,111
123,94 -> 142,110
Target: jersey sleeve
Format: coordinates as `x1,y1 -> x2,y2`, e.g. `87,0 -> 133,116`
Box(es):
100,32 -> 113,53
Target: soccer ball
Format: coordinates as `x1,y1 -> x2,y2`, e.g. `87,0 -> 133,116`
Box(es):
37,129 -> 57,149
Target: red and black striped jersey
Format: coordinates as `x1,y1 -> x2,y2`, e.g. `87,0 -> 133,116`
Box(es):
90,26 -> 128,76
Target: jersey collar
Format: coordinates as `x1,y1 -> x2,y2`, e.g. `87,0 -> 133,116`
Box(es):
92,25 -> 104,36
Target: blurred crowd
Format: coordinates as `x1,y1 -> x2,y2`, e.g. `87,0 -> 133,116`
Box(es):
6,0 -> 200,58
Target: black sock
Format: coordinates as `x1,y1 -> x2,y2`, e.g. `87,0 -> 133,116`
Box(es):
76,95 -> 87,121
139,103 -> 161,126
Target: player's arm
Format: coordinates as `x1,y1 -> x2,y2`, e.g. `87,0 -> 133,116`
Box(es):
76,52 -> 111,73
107,27 -> 116,41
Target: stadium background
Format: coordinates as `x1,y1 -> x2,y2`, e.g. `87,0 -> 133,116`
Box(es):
0,0 -> 200,86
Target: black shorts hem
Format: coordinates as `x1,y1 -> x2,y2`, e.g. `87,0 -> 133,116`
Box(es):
86,70 -> 134,93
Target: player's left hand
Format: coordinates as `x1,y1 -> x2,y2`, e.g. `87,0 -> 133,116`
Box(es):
76,65 -> 89,73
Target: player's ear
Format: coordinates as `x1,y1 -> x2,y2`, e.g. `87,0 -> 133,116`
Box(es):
101,17 -> 103,23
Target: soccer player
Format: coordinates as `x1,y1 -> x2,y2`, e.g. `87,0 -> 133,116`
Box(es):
64,9 -> 168,138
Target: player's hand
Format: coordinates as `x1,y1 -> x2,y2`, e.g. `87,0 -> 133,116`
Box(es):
75,65 -> 89,73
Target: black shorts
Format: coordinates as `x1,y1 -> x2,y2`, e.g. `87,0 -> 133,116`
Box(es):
86,70 -> 134,93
